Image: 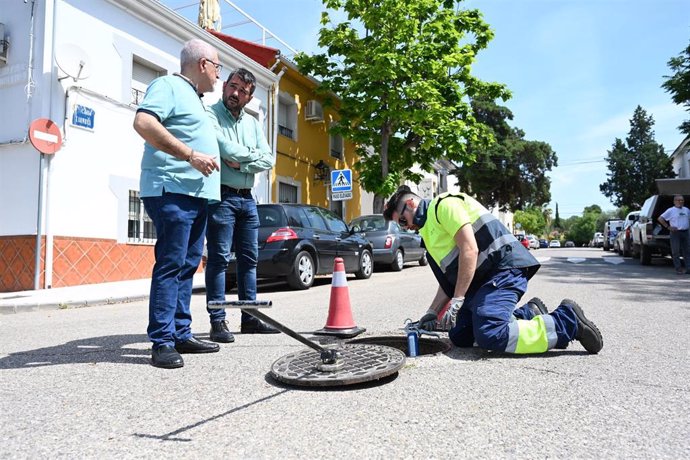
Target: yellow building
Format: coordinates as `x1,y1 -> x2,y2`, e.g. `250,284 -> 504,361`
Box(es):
210,31 -> 362,222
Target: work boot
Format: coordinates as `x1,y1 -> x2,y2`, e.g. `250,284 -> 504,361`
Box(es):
561,299 -> 603,354
240,320 -> 280,334
210,320 -> 235,343
527,297 -> 548,316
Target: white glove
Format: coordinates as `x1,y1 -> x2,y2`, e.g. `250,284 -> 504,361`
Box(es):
440,297 -> 464,330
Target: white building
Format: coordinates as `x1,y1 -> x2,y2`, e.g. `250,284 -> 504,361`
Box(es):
0,0 -> 278,292
670,135 -> 690,179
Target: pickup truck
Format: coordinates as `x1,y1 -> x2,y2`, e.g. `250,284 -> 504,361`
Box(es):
631,178 -> 690,265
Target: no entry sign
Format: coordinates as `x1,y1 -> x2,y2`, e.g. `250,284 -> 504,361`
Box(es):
29,118 -> 63,154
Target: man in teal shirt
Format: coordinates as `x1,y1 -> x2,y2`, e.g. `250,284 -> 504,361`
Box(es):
134,38 -> 222,369
205,68 -> 278,342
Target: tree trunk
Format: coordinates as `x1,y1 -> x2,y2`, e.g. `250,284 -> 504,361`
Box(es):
374,123 -> 392,214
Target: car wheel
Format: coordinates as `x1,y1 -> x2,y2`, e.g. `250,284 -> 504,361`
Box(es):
419,251 -> 428,266
287,250 -> 315,290
354,249 -> 373,279
390,249 -> 404,271
639,243 -> 651,266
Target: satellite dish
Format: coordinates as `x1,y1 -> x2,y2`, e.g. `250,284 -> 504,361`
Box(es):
55,43 -> 91,82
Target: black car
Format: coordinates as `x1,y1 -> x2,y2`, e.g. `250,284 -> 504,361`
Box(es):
226,204 -> 373,290
349,214 -> 427,271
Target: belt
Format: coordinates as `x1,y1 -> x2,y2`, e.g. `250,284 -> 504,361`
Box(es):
221,184 -> 252,195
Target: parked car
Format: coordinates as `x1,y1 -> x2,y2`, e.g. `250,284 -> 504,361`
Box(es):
632,179 -> 690,265
224,204 -> 374,290
539,239 -> 549,248
549,240 -> 561,248
516,234 -> 530,249
349,214 -> 427,271
564,240 -> 575,247
591,232 -> 604,248
603,219 -> 625,251
525,234 -> 540,249
614,210 -> 640,257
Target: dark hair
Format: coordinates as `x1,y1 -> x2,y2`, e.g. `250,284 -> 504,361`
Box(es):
226,67 -> 256,95
383,185 -> 415,221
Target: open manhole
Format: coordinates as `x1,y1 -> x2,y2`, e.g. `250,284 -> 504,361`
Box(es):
348,335 -> 451,357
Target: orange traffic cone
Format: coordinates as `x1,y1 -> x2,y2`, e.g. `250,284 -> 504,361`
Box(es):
313,257 -> 366,338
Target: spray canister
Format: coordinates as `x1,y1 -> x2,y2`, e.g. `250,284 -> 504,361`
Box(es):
407,330 -> 419,357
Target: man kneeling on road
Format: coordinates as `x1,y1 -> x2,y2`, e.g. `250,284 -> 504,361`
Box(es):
383,187 -> 603,354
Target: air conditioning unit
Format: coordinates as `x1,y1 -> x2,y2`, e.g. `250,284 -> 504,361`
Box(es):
305,100 -> 324,122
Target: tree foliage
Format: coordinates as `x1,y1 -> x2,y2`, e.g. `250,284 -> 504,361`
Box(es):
454,97 -> 557,211
662,40 -> 690,135
513,206 -> 547,236
599,106 -> 675,209
296,0 -> 509,211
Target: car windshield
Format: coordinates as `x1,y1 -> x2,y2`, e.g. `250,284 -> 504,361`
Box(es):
351,216 -> 386,231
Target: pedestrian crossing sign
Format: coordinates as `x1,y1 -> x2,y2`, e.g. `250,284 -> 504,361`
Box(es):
331,169 -> 352,192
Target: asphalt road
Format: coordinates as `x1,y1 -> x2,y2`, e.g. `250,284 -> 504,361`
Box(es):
1,247 -> 689,458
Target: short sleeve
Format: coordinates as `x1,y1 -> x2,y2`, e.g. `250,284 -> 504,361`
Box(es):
138,77 -> 174,123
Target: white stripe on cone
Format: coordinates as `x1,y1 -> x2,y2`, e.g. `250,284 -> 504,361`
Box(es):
331,269 -> 348,287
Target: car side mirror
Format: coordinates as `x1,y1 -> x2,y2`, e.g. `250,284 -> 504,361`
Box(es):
350,225 -> 361,234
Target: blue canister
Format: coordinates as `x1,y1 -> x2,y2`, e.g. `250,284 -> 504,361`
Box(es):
407,331 -> 419,357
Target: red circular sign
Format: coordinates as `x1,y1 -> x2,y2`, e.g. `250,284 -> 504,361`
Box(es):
29,118 -> 63,154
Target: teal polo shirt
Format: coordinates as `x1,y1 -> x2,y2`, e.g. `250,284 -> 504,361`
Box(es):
138,75 -> 220,201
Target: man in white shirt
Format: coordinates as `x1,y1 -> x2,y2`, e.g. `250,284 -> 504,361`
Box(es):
658,195 -> 690,274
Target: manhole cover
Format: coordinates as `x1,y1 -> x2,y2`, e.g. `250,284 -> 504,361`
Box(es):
348,335 -> 450,357
270,344 -> 406,387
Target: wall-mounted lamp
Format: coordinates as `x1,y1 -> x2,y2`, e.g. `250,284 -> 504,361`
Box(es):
314,159 -> 330,182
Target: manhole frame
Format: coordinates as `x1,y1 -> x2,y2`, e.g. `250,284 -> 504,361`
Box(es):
347,335 -> 451,357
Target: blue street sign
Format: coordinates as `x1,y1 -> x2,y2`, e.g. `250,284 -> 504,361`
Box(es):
331,169 -> 352,192
71,105 -> 95,130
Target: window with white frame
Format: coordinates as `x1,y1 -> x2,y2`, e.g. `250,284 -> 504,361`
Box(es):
128,190 -> 156,243
329,123 -> 343,159
278,93 -> 297,140
131,58 -> 164,105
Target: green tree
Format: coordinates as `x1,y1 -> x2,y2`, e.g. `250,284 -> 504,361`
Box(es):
296,0 -> 508,211
662,40 -> 690,135
566,212 -> 599,246
599,106 -> 675,209
552,203 -> 562,229
513,206 -> 547,235
454,97 -> 557,211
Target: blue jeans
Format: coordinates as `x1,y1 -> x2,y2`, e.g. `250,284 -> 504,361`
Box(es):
670,229 -> 689,271
143,192 -> 208,349
205,189 -> 259,324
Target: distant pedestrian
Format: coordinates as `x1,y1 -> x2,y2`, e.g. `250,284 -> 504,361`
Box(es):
384,186 -> 604,354
133,38 -> 222,369
658,195 -> 690,274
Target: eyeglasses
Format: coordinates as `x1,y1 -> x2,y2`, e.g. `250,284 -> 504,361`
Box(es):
202,57 -> 223,73
397,203 -> 409,227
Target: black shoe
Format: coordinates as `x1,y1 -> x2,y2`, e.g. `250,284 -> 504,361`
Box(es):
175,336 -> 220,354
151,345 -> 184,369
527,297 -> 549,316
561,299 -> 603,354
210,320 -> 235,343
240,320 -> 280,334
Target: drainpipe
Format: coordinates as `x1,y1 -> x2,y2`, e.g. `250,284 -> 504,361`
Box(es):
270,65 -> 287,203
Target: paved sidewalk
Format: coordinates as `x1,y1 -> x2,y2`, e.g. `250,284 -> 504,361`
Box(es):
0,274 -> 206,314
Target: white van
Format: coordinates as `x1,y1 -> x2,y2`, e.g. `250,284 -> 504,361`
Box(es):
603,219 -> 625,251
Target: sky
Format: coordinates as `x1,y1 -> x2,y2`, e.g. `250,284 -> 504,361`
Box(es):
163,0 -> 690,217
